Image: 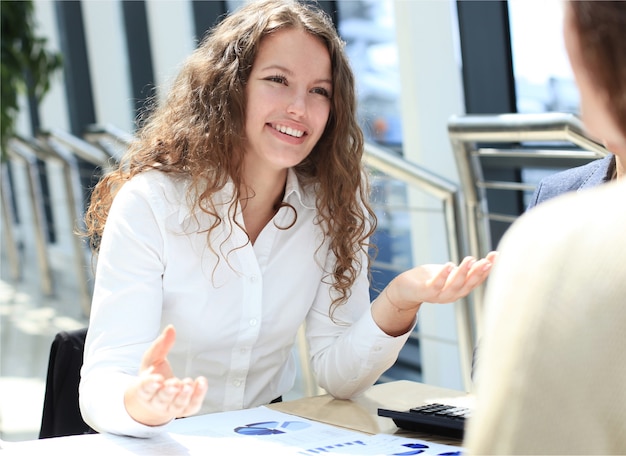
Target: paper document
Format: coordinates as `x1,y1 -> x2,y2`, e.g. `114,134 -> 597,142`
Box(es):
2,406 -> 465,455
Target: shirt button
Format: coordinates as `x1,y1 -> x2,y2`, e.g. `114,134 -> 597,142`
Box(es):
249,319 -> 258,326
233,379 -> 242,387
250,275 -> 258,283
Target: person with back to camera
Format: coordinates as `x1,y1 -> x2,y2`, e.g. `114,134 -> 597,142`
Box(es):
464,1 -> 626,454
471,0 -> 625,376
79,0 -> 496,438
526,4 -> 624,211
470,1 -> 626,383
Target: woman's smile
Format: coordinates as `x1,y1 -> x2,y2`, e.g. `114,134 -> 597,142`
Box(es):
244,27 -> 332,174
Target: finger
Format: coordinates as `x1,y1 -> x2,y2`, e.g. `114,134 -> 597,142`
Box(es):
170,378 -> 194,413
141,325 -> 176,369
442,257 -> 476,290
426,262 -> 455,289
135,373 -> 164,402
470,257 -> 494,275
151,382 -> 182,412
448,256 -> 476,284
455,256 -> 477,279
460,256 -> 477,270
462,258 -> 494,289
485,251 -> 499,264
180,377 -> 208,418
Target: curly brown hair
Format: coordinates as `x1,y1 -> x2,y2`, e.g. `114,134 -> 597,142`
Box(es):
569,1 -> 626,140
83,0 -> 377,312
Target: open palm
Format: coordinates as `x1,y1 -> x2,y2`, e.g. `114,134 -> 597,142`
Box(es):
124,325 -> 208,427
388,252 -> 497,310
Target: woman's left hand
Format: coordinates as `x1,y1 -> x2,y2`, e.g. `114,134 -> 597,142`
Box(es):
387,251 -> 498,311
372,252 -> 497,336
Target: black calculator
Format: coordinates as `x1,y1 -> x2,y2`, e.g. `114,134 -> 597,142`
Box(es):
377,403 -> 470,439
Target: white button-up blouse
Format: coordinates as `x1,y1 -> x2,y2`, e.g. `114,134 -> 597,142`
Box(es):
79,169 -> 410,437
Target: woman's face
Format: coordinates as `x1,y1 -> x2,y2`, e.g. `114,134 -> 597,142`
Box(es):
243,27 -> 332,175
564,3 -> 625,154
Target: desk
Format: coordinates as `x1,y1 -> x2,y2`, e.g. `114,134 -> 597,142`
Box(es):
1,381 -> 469,454
271,380 -> 471,444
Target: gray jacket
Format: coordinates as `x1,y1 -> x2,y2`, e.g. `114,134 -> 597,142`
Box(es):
527,154 -> 615,209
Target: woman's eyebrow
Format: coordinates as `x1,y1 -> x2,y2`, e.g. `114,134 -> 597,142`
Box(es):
259,64 -> 332,85
314,77 -> 333,86
259,64 -> 293,75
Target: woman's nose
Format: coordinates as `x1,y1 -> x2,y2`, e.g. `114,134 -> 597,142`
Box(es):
287,91 -> 307,116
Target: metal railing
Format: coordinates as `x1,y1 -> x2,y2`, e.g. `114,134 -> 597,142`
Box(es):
2,130 -> 120,315
83,123 -> 133,161
363,141 -> 476,390
5,138 -> 56,296
448,112 -> 609,338
1,162 -> 21,282
36,129 -> 120,315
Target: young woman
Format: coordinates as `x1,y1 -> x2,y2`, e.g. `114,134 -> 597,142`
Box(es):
79,0 -> 495,437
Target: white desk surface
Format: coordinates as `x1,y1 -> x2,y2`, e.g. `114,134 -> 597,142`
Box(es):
1,380 -> 470,454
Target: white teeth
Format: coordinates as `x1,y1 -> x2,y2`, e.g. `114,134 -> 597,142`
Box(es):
274,124 -> 304,138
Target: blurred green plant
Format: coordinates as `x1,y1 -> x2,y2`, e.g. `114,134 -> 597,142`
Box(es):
1,0 -> 63,160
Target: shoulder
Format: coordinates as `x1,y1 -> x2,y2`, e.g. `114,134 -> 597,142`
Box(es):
528,154 -> 614,208
505,178 -> 625,254
483,179 -> 626,357
112,170 -> 191,218
491,179 -> 626,306
545,154 -> 613,188
121,170 -> 188,195
117,170 -> 190,202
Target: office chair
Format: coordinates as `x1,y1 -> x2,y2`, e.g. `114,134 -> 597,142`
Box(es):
39,327 -> 95,438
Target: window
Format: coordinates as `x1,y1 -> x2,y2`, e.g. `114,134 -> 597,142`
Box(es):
508,0 -> 578,114
336,0 -> 403,147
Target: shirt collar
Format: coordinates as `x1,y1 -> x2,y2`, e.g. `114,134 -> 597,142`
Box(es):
284,168 -> 316,210
177,168 -> 315,225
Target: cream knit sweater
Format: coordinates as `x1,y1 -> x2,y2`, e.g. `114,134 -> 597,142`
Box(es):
465,180 -> 626,455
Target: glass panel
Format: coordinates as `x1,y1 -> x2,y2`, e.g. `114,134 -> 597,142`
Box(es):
336,1 -> 420,382
225,0 -> 246,12
368,169 -> 421,384
336,0 -> 403,147
508,0 -> 578,114
508,0 -> 582,190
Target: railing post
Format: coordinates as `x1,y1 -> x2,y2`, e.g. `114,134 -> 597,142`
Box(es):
6,140 -> 54,296
447,112 -> 609,343
364,142 -> 477,391
1,162 -> 22,281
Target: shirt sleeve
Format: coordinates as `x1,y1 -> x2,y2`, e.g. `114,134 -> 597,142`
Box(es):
79,176 -> 171,437
305,248 -> 413,399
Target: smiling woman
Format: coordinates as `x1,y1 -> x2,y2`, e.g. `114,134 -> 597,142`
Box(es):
242,27 -> 332,242
77,0 -> 495,438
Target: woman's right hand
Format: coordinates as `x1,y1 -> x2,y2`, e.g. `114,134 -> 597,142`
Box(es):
124,325 -> 208,427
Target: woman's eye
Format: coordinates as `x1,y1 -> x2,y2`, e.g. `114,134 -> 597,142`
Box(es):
311,87 -> 331,98
266,75 -> 287,84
